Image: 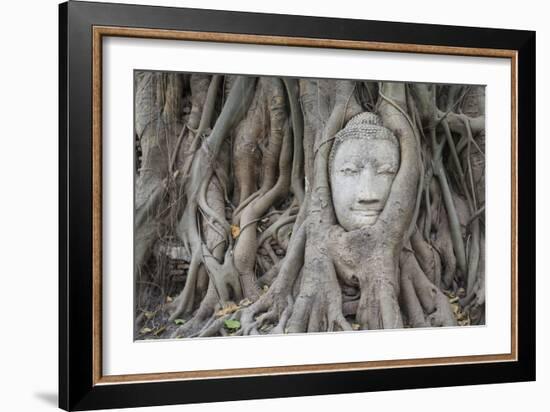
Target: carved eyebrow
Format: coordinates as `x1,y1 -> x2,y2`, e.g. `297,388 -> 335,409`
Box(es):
338,160 -> 360,169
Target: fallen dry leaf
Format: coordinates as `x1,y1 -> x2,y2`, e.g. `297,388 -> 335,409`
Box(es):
239,298 -> 252,307
216,302 -> 240,317
231,225 -> 241,239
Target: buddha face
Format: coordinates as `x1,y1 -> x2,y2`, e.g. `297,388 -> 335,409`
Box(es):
330,138 -> 399,231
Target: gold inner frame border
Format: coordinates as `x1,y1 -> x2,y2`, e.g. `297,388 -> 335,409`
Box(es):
91,25 -> 518,386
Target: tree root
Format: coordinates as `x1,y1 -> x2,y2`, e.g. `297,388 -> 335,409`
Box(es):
170,283 -> 219,338
228,225 -> 307,335
411,228 -> 442,288
287,224 -> 351,333
400,250 -> 456,327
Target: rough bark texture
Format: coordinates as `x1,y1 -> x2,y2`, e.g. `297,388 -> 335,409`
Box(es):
134,73 -> 485,339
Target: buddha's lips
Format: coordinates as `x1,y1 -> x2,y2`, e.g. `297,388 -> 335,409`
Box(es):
350,208 -> 382,216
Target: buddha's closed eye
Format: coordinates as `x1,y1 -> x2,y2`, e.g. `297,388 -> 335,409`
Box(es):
377,164 -> 397,175
339,164 -> 360,175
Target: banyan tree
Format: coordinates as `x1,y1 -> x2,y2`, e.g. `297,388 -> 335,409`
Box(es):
134,72 -> 485,339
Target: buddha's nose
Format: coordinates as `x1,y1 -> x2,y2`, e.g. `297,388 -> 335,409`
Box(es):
356,170 -> 383,206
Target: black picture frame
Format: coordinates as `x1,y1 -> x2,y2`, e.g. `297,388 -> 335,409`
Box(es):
59,1 -> 536,410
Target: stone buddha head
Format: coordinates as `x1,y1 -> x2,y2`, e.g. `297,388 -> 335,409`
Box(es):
329,112 -> 399,231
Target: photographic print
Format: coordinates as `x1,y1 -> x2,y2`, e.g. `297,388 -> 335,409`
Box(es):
134,72 -> 486,340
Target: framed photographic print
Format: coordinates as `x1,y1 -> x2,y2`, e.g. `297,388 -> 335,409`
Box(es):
59,1 -> 535,410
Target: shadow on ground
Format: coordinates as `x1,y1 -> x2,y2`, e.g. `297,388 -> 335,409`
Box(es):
34,392 -> 58,407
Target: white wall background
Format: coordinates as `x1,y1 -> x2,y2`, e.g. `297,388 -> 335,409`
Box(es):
0,0 -> 545,411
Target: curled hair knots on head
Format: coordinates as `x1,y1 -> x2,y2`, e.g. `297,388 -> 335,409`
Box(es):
328,112 -> 398,177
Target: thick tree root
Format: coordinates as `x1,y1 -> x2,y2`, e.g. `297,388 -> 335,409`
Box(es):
400,250 -> 457,327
